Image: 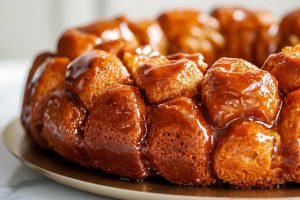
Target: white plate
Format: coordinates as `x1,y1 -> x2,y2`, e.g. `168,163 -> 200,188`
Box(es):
3,118 -> 300,200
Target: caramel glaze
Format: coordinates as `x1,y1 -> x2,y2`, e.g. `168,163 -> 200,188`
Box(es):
42,87 -> 89,167
78,16 -> 138,47
21,52 -> 54,132
84,84 -> 148,179
22,50 -> 298,187
65,49 -> 132,109
95,39 -> 130,59
22,56 -> 69,147
262,44 -> 300,94
21,8 -> 300,188
57,29 -> 100,60
167,53 -> 208,74
56,16 -> 168,62
128,20 -> 167,55
147,97 -> 214,185
202,57 -> 281,128
213,119 -> 284,188
278,9 -> 300,50
211,7 -> 279,67
135,58 -> 204,104
158,10 -> 225,66
277,90 -> 300,182
122,45 -> 167,79
23,49 -> 298,187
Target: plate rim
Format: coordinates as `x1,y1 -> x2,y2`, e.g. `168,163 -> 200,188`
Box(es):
2,119 -> 222,200
3,118 -> 299,200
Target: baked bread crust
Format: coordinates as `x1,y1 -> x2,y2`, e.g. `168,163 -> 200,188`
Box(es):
21,8 -> 300,188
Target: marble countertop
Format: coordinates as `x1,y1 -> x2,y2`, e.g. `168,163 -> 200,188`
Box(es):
0,61 -> 111,200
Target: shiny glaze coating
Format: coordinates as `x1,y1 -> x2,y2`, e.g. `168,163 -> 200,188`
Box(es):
21,52 -> 53,132
128,20 -> 167,54
43,88 -> 88,166
65,49 -> 132,109
57,17 -> 142,61
213,120 -> 284,187
202,57 -> 280,128
136,57 -> 204,104
84,84 -> 148,179
262,44 -> 300,94
20,8 -> 300,188
57,29 -> 100,60
279,10 -> 300,49
279,90 -> 300,181
158,10 -> 225,66
122,45 -> 168,78
211,7 -> 278,66
147,97 -> 214,185
167,53 -> 208,74
27,57 -> 69,146
79,16 -> 138,48
95,39 -> 132,59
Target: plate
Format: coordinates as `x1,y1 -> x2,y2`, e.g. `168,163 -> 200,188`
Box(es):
3,118 -> 300,200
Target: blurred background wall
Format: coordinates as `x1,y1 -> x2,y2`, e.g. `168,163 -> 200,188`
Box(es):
0,0 -> 300,60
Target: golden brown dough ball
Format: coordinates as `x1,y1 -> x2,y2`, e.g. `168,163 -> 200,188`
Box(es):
167,53 -> 208,74
255,11 -> 280,66
79,16 -> 138,48
211,7 -> 278,66
262,44 -> 300,94
136,56 -> 204,104
65,49 -> 132,109
278,10 -> 300,49
95,39 -> 131,58
27,57 -> 69,147
128,20 -> 167,54
158,10 -> 225,66
21,52 -> 54,132
278,90 -> 300,181
202,57 -> 280,128
122,45 -> 168,78
43,88 -> 88,166
147,97 -> 214,185
57,29 -> 100,60
213,120 -> 283,188
84,84 -> 147,179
